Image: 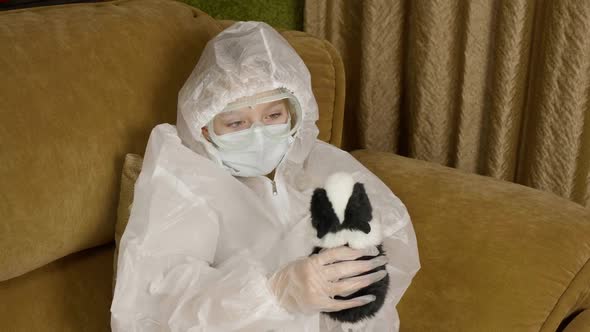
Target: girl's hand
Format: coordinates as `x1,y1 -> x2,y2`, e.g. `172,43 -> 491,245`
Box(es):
268,245 -> 388,314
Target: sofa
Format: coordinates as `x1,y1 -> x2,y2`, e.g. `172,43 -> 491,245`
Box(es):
1,0 -> 589,331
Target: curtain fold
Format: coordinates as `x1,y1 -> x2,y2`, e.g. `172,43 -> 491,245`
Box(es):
305,0 -> 590,207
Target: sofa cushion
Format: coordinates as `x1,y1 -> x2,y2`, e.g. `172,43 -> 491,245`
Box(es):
0,244 -> 115,332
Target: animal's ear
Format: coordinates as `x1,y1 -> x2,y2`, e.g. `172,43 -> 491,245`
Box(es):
344,182 -> 373,232
311,188 -> 338,239
357,222 -> 371,234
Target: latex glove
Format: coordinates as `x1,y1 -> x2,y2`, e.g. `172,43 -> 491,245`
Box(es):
268,245 -> 389,315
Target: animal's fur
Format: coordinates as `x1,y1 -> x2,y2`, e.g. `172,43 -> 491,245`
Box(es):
309,172 -> 389,324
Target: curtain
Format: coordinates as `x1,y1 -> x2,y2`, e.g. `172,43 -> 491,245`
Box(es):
304,0 -> 590,207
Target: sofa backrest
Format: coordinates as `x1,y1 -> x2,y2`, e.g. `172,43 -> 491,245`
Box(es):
0,0 -> 345,281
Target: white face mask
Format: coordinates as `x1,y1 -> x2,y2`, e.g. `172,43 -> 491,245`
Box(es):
210,122 -> 294,177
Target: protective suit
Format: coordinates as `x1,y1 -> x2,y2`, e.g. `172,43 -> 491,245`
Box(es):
110,21 -> 420,332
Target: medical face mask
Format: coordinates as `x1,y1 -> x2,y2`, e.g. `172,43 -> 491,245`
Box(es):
207,89 -> 302,177
210,122 -> 294,177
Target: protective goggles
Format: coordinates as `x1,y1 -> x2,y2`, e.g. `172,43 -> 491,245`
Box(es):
206,88 -> 302,150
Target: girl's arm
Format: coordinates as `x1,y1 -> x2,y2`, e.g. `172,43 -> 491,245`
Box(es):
110,124 -> 295,331
308,141 -> 421,329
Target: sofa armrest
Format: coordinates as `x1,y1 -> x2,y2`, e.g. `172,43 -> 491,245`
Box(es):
351,150 -> 590,332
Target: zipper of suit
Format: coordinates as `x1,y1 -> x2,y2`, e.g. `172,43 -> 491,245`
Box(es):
271,180 -> 278,195
269,158 -> 287,197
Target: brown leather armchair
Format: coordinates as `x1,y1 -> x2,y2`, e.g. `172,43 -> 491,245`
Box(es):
1,0 -> 589,331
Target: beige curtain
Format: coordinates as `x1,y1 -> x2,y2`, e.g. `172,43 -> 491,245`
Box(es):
305,0 -> 590,207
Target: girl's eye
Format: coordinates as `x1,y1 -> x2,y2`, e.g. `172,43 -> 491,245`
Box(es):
228,121 -> 244,128
269,112 -> 283,119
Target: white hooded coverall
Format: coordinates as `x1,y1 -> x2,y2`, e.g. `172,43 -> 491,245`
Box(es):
110,21 -> 420,332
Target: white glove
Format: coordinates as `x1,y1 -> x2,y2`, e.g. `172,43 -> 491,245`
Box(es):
268,245 -> 389,315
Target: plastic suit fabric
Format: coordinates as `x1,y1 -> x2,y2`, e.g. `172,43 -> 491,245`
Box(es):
110,21 -> 420,332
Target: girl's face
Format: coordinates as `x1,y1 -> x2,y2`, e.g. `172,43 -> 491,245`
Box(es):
202,98 -> 290,139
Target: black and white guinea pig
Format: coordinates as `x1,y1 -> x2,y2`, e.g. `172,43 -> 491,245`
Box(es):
309,172 -> 389,324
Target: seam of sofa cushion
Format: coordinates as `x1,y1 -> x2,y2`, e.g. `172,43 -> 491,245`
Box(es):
541,255 -> 590,331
